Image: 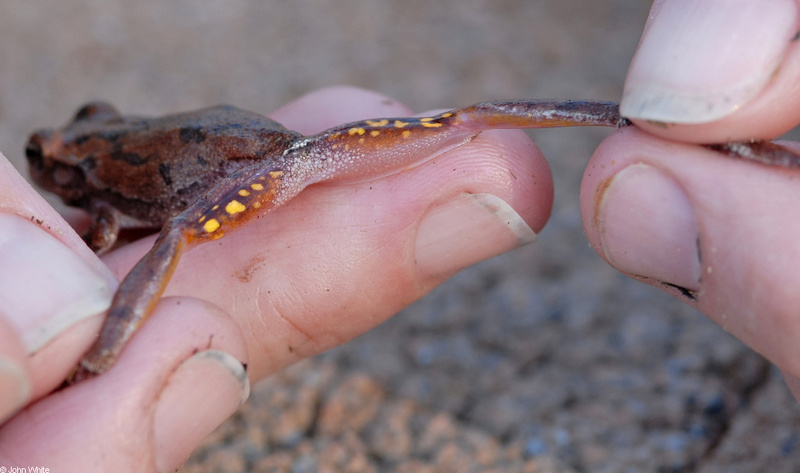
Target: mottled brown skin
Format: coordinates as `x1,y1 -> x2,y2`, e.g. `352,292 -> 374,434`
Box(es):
24,99 -> 800,383
27,102 -> 300,253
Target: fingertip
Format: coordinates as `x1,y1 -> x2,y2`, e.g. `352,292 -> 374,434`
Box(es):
583,128 -> 800,375
0,297 -> 248,470
622,0 -> 800,142
154,350 -> 249,473
269,86 -> 415,134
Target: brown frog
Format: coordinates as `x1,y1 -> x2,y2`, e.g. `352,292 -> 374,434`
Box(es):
25,99 -> 800,383
27,102 -> 300,253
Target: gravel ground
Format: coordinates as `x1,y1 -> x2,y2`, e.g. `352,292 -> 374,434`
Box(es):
2,2 -> 798,472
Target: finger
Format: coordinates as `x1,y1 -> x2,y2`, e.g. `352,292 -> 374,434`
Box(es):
621,0 -> 800,142
581,126 -> 800,379
0,298 -> 249,473
0,154 -> 117,399
102,87 -> 554,381
0,316 -> 29,423
269,85 -> 415,134
781,370 -> 800,402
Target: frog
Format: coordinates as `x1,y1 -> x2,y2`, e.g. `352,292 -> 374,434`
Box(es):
25,98 -> 800,383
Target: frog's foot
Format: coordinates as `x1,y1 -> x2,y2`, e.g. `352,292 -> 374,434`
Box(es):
85,200 -> 121,254
66,363 -> 97,385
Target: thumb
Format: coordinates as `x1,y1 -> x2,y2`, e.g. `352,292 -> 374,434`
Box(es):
581,127 -> 800,380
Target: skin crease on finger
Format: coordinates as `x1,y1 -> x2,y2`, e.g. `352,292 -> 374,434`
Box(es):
98,89 -> 553,382
581,127 -> 800,380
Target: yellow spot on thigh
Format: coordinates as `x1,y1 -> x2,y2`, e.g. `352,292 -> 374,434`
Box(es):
212,205 -> 219,211
226,200 -> 246,215
238,189 -> 250,197
198,216 -> 206,223
203,218 -> 220,233
269,170 -> 284,179
370,130 -> 380,137
394,120 -> 409,128
401,130 -> 412,138
421,122 -> 443,128
420,117 -> 434,122
251,183 -> 264,191
441,112 -> 453,118
366,119 -> 389,126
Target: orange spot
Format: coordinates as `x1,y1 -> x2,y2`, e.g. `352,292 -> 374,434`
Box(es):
238,189 -> 250,197
370,130 -> 380,137
421,122 -> 443,128
366,119 -> 389,127
394,120 -> 409,128
269,170 -> 284,179
251,183 -> 264,191
401,130 -> 411,138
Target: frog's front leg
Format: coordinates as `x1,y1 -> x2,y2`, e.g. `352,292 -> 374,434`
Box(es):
84,200 -> 123,254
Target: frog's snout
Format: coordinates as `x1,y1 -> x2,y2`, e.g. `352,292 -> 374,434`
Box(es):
25,129 -> 50,169
25,129 -> 81,196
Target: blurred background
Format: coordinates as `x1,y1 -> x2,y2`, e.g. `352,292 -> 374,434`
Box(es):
2,1 -> 798,472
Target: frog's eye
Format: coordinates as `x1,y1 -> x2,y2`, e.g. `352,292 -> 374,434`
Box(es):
25,133 -> 45,165
74,102 -> 121,123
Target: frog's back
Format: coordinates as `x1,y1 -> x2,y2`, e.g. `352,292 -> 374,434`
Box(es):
28,102 -> 302,225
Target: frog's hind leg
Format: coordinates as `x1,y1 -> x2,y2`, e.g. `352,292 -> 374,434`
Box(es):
448,100 -> 629,130
297,99 -> 628,186
72,158 -> 309,381
71,223 -> 186,381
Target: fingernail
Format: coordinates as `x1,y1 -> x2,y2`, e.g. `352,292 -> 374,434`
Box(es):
621,0 -> 797,123
416,193 -> 536,278
0,214 -> 115,353
154,350 -> 249,473
0,356 -> 30,422
597,164 -> 701,291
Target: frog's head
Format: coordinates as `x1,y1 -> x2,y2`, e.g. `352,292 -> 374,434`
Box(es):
26,102 -> 124,203
26,127 -> 87,203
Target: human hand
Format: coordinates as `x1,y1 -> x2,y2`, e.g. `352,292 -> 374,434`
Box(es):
580,0 -> 800,400
0,86 -> 553,471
